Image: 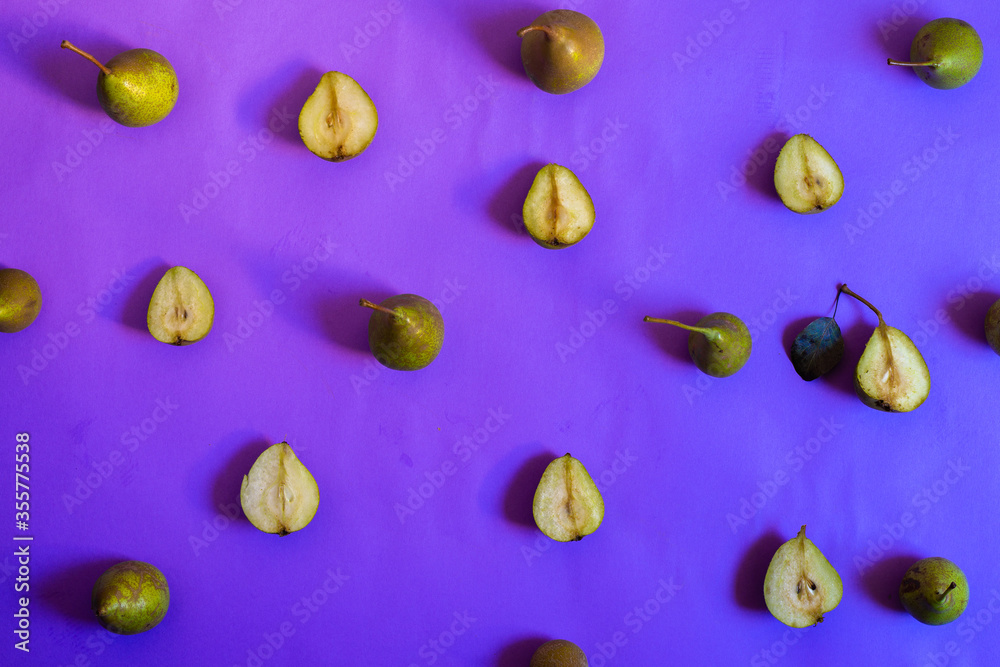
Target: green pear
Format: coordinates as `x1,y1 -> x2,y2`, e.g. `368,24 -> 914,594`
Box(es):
530,639 -> 588,667
764,525 -> 843,628
643,312 -> 751,377
61,41 -> 178,127
147,266 -> 214,345
522,164 -> 595,248
240,442 -> 320,536
360,294 -> 443,370
888,19 -> 983,89
0,268 -> 42,333
774,134 -> 844,214
517,10 -> 604,94
841,286 -> 930,412
533,453 -> 604,542
899,557 -> 969,625
985,298 -> 1000,356
299,71 -> 378,161
92,560 -> 169,634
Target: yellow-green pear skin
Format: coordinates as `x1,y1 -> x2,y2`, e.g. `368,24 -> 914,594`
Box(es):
518,10 -> 604,94
0,268 -> 42,333
92,560 -> 170,635
532,453 -> 604,542
764,526 -> 843,628
522,164 -> 595,248
854,324 -> 930,412
147,266 -> 214,345
985,298 -> 1000,356
61,41 -> 178,127
299,72 -> 378,161
530,639 -> 588,666
899,557 -> 970,625
773,134 -> 844,214
240,442 -> 320,536
888,19 -> 983,89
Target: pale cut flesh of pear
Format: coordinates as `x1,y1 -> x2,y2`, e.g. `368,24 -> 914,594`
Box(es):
147,266 -> 214,345
240,443 -> 320,536
773,135 -> 844,214
855,324 -> 931,412
764,525 -> 843,628
523,164 -> 595,248
299,72 -> 378,161
532,453 -> 604,541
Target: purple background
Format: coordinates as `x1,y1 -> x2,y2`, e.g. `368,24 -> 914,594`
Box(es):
2,0 -> 1000,665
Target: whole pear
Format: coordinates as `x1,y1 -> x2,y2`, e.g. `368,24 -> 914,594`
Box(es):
517,10 -> 604,94
899,557 -> 969,625
530,639 -> 588,666
985,298 -> 1000,356
61,41 -> 178,126
644,312 -> 751,377
92,560 -> 169,634
360,294 -> 443,370
887,18 -> 983,89
0,268 -> 42,333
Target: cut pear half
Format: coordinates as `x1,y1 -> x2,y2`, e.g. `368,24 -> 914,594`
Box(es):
299,71 -> 378,161
240,442 -> 320,536
532,453 -> 604,541
774,134 -> 844,214
147,266 -> 214,345
855,323 -> 931,412
764,525 -> 843,628
522,164 -> 595,248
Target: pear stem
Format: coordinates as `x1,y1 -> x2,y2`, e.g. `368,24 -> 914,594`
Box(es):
359,298 -> 402,319
643,316 -> 721,341
838,285 -> 885,326
516,25 -> 550,39
938,582 -> 958,602
887,58 -> 937,68
61,40 -> 112,76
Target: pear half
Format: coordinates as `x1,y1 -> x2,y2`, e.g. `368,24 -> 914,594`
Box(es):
532,453 -> 604,542
522,164 -> 595,248
841,286 -> 930,412
240,442 -> 319,536
299,72 -> 378,161
147,266 -> 214,345
764,525 -> 843,628
774,135 -> 844,214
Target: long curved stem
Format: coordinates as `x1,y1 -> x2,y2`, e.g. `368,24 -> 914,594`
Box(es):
61,41 -> 111,76
838,285 -> 884,325
887,58 -> 936,67
643,316 -> 719,341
